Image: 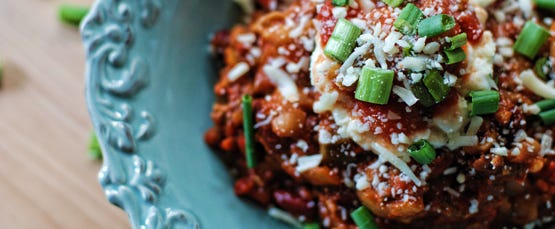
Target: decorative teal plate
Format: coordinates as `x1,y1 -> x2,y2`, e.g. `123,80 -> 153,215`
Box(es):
82,0 -> 290,228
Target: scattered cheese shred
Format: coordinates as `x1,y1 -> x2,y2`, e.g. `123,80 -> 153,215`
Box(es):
296,154 -> 323,173
521,69 -> 555,99
392,86 -> 419,106
466,116 -> 484,136
371,143 -> 423,186
447,135 -> 478,150
263,65 -> 300,102
227,62 -> 250,82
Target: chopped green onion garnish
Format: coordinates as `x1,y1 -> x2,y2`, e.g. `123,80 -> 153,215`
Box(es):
355,67 -> 394,105
324,38 -> 352,62
332,0 -> 349,6
444,48 -> 466,64
58,4 -> 90,26
351,206 -> 378,229
411,82 -> 436,107
88,131 -> 103,160
303,223 -> 321,229
540,109 -> 555,125
513,21 -> 550,59
469,90 -> 500,116
383,0 -> 404,7
331,18 -> 363,44
242,95 -> 257,168
446,33 -> 467,51
402,45 -> 413,57
423,70 -> 451,103
324,19 -> 362,62
535,99 -> 555,112
535,0 -> 555,11
417,14 -> 456,37
394,3 -> 424,35
535,57 -> 552,80
408,140 -> 436,165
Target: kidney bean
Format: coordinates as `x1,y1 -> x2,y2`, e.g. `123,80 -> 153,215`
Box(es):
273,190 -> 313,215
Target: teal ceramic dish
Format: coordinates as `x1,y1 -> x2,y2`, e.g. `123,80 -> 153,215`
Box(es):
82,0 -> 289,228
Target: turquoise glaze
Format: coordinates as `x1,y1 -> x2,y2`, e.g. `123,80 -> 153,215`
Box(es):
82,0 -> 290,228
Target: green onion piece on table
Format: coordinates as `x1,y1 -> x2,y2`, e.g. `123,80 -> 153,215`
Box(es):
444,48 -> 466,64
408,139 -> 436,165
423,70 -> 451,103
351,206 -> 378,229
469,90 -> 500,116
535,57 -> 552,80
411,82 -> 436,107
332,0 -> 349,6
394,3 -> 424,35
88,131 -> 103,160
540,109 -> 555,125
303,223 -> 321,229
513,21 -> 550,59
536,99 -> 555,112
355,67 -> 394,105
446,33 -> 467,50
58,4 -> 90,26
242,95 -> 257,168
324,18 -> 362,62
535,0 -> 555,11
417,14 -> 455,37
383,0 -> 404,8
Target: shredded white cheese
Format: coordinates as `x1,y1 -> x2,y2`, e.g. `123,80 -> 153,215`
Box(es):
392,86 -> 419,106
296,154 -> 323,173
371,143 -> 423,186
521,69 -> 555,99
263,65 -> 300,102
227,62 -> 250,81
447,135 -> 478,150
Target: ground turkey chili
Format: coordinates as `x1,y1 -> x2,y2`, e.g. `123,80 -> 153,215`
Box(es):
205,0 -> 555,227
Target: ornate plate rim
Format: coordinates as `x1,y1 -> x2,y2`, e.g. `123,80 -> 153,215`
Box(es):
81,0 -> 200,228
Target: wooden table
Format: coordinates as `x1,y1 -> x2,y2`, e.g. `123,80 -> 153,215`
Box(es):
0,0 -> 129,228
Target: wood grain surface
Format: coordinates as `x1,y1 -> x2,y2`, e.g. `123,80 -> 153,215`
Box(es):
0,0 -> 129,228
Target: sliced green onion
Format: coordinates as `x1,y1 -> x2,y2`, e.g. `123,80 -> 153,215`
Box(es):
324,38 -> 352,62
417,14 -> 456,37
303,223 -> 321,229
540,109 -> 555,125
535,57 -> 552,80
402,45 -> 413,57
394,3 -> 423,35
242,95 -> 257,168
535,99 -> 555,112
332,0 -> 349,6
535,0 -> 555,11
408,140 -> 436,165
444,48 -> 466,64
469,90 -> 500,116
383,0 -> 404,8
411,82 -> 436,107
58,4 -> 90,26
355,67 -> 394,105
331,18 -> 362,45
423,70 -> 450,103
88,131 -> 103,160
446,33 -> 467,51
324,19 -> 362,62
513,21 -> 550,59
351,206 -> 378,229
